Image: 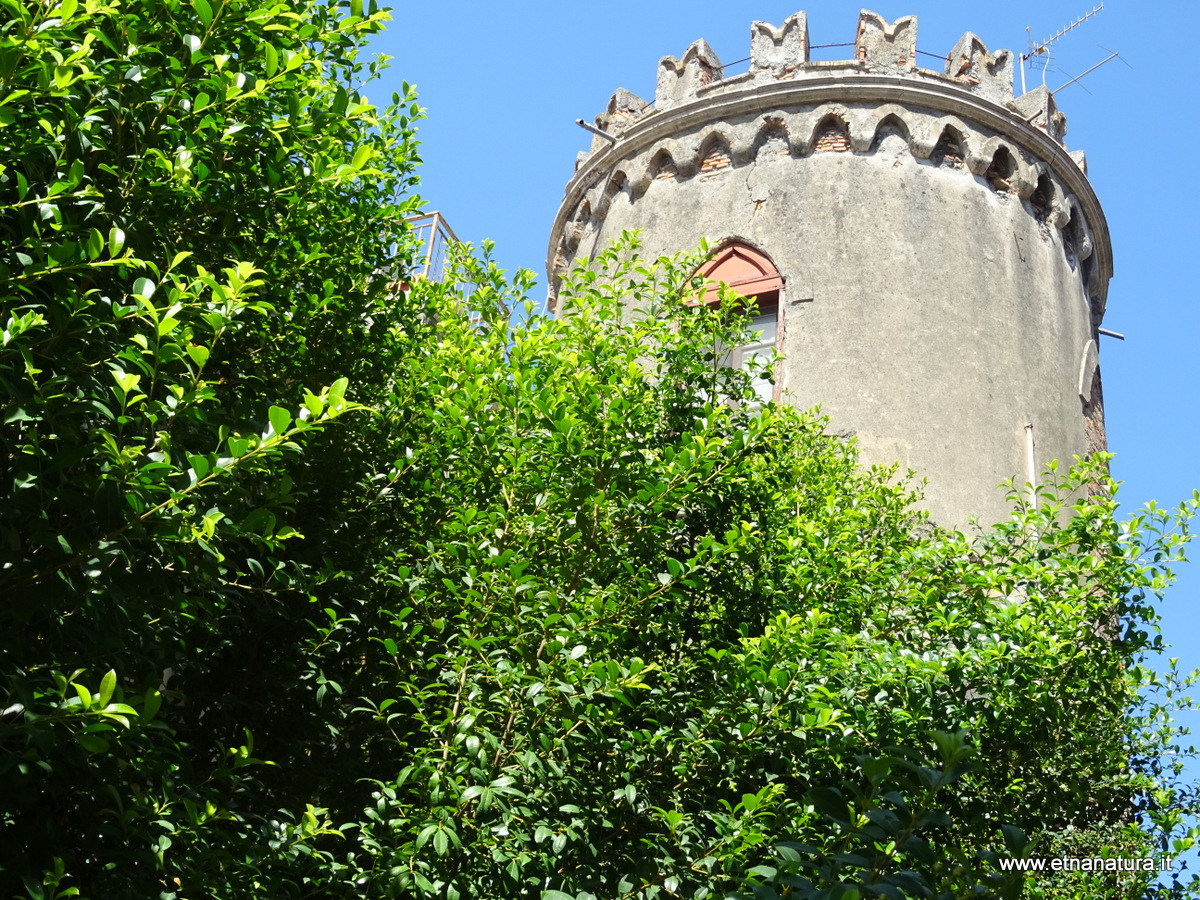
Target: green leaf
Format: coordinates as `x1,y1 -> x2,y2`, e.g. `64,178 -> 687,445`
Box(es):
48,240 -> 77,265
97,669 -> 116,707
188,454 -> 210,479
327,377 -> 348,408
807,787 -> 850,825
100,708 -> 133,728
268,405 -> 292,435
108,226 -> 125,256
414,823 -> 436,849
192,0 -> 212,27
143,690 -> 162,720
1000,823 -> 1027,854
186,344 -> 210,367
111,370 -> 141,394
77,733 -> 109,753
242,508 -> 277,535
264,43 -> 278,78
132,276 -> 155,299
85,228 -> 104,260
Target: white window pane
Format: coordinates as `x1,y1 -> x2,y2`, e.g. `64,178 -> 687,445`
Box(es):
750,372 -> 774,403
748,311 -> 777,343
743,347 -> 775,403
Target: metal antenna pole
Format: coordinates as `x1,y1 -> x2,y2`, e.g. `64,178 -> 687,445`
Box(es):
1020,25 -> 1031,94
1020,4 -> 1104,94
1052,51 -> 1119,95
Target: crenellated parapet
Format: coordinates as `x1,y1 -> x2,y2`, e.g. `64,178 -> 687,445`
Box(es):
656,38 -> 723,109
583,11 -> 1026,146
585,88 -> 651,154
586,11 -> 1047,127
945,32 -> 1014,104
856,10 -> 917,73
1010,85 -> 1068,145
560,9 -> 1109,308
751,12 -> 810,77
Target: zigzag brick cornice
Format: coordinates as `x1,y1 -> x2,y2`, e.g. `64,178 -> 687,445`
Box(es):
550,71 -> 1111,311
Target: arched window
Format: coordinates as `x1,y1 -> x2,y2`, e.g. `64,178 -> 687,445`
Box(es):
695,242 -> 783,404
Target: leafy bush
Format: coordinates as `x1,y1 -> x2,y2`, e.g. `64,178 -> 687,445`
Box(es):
308,239 -> 1200,899
2,0 -> 1197,896
0,0 -> 418,894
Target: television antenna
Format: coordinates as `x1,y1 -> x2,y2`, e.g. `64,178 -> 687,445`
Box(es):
1019,4 -> 1116,96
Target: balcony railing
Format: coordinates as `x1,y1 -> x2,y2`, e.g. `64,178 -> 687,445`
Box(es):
406,211 -> 459,282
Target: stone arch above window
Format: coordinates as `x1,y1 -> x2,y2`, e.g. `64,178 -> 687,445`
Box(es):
596,170 -> 628,220
1063,203 -> 1083,261
695,241 -> 783,304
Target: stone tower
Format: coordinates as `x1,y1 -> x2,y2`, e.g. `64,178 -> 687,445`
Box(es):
546,10 -> 1111,528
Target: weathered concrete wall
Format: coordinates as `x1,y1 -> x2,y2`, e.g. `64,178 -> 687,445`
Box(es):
548,11 -> 1112,529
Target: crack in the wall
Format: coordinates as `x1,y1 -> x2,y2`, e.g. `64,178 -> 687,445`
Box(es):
745,165 -> 766,217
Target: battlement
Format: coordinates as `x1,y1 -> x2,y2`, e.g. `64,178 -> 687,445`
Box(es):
585,10 -> 1061,152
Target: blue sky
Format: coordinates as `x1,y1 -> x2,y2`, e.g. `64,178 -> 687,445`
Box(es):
370,0 -> 1200,822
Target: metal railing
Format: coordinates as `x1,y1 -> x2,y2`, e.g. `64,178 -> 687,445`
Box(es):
406,211 -> 459,282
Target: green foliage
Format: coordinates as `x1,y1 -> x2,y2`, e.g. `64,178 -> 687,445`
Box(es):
2,0 -> 1198,894
291,236 -> 1197,899
0,0 -> 418,894
733,731 -> 1028,900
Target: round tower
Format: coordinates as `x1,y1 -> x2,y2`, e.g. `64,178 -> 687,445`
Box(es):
547,10 -> 1112,528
